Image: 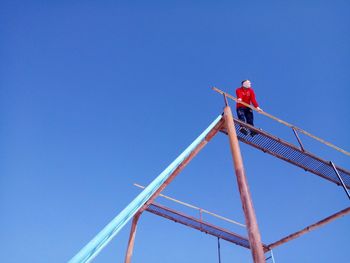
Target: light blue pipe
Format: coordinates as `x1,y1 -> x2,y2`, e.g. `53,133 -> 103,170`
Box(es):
69,114 -> 223,263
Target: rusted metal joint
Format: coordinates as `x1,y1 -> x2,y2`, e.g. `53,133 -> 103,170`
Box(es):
292,127 -> 305,152
330,161 -> 350,199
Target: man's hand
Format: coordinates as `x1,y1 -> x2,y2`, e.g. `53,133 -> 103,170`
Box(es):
237,98 -> 242,102
256,107 -> 263,112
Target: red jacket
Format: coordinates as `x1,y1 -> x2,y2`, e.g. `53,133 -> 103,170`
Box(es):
236,87 -> 259,109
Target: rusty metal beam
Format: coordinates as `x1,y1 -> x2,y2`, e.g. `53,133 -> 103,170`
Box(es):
267,206 -> 350,250
124,212 -> 142,263
138,117 -> 224,214
223,105 -> 266,263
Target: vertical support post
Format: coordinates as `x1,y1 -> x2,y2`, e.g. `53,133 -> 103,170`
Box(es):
217,237 -> 222,263
223,105 -> 266,263
199,208 -> 203,221
330,161 -> 350,200
124,212 -> 142,263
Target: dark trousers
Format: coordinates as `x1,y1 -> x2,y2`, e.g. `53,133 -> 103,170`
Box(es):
236,107 -> 254,126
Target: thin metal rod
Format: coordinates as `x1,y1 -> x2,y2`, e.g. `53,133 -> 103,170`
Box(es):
138,118 -> 224,213
223,105 -> 266,263
217,237 -> 221,263
124,212 -> 142,263
292,127 -> 305,152
270,250 -> 276,263
267,206 -> 350,250
330,161 -> 350,199
265,250 -> 276,262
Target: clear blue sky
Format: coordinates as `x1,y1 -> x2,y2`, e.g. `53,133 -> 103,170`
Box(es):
1,1 -> 349,262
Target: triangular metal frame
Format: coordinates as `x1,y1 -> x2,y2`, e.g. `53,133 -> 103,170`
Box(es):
125,103 -> 267,263
69,92 -> 350,263
124,101 -> 350,263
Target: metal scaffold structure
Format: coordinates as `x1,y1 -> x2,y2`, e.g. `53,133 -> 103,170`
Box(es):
69,88 -> 350,263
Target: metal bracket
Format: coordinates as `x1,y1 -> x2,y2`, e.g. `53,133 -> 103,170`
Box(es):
330,161 -> 350,200
292,127 -> 305,152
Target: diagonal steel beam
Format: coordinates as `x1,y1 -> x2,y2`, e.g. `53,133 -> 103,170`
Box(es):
123,117 -> 224,263
124,212 -> 142,263
138,117 -> 224,214
267,206 -> 350,250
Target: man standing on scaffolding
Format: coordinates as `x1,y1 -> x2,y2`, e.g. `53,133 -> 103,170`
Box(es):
236,79 -> 262,136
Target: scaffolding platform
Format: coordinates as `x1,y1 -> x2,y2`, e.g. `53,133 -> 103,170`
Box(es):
220,118 -> 350,189
146,203 -> 269,250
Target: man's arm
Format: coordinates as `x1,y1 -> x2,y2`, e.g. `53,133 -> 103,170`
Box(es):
251,89 -> 262,111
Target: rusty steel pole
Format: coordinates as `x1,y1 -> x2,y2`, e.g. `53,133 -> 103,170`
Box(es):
223,105 -> 266,263
267,206 -> 350,250
124,212 -> 142,263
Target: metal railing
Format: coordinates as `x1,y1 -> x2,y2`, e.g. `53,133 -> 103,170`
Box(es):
213,87 -> 350,157
134,183 -> 245,227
